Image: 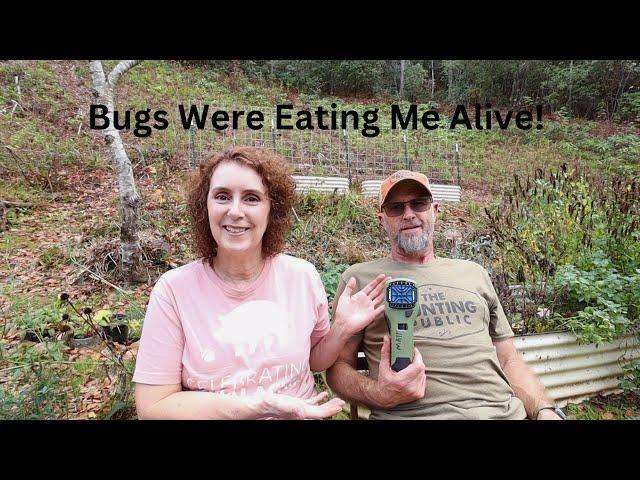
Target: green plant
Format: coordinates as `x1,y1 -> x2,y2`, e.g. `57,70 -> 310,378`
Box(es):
57,293 -> 132,369
618,91 -> 640,124
485,165 -> 640,336
550,253 -> 640,344
288,191 -> 387,268
123,300 -> 146,341
0,361 -> 71,419
12,303 -> 66,341
37,246 -> 67,269
319,258 -> 349,304
620,361 -> 640,394
565,402 -> 594,419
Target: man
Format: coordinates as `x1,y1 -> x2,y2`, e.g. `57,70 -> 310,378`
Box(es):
326,170 -> 565,420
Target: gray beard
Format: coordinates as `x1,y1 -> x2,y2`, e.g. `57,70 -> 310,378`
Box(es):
396,230 -> 431,254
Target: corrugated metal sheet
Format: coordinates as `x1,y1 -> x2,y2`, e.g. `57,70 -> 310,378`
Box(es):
361,180 -> 461,203
349,332 -> 638,418
514,332 -> 640,407
293,176 -> 349,194
292,176 -> 462,202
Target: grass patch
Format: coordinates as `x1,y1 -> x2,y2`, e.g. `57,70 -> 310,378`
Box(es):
566,392 -> 640,420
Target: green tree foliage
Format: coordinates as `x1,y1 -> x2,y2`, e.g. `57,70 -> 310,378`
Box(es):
193,60 -> 640,121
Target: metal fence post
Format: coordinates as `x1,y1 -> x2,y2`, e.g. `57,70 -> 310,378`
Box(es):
271,118 -> 277,152
455,142 -> 461,186
403,133 -> 409,169
343,129 -> 351,187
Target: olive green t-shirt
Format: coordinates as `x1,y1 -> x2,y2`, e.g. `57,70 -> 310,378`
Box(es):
333,257 -> 527,420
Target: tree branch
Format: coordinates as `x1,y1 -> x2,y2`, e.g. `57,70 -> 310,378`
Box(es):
107,60 -> 141,87
1,199 -> 33,208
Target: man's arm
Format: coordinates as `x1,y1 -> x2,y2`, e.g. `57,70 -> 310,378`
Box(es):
325,335 -> 389,409
493,337 -> 562,420
326,334 -> 426,410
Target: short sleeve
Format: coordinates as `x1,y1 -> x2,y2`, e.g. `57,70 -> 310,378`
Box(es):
132,278 -> 185,385
309,268 -> 331,348
481,267 -> 514,339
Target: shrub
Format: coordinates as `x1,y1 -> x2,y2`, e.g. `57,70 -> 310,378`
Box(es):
485,164 -> 640,339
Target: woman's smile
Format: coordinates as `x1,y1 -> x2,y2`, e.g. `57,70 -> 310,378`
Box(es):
222,225 -> 251,235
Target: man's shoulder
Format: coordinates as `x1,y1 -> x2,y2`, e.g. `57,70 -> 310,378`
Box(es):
340,257 -> 490,282
436,257 -> 487,273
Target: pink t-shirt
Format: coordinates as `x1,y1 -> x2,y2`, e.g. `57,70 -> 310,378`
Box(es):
132,254 -> 330,399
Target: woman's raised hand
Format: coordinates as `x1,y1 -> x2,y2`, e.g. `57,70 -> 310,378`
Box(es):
334,274 -> 388,336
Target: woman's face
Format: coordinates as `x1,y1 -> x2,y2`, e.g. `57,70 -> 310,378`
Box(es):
207,161 -> 271,258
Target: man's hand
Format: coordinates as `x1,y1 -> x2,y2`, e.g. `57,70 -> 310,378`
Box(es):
260,391 -> 345,420
375,335 -> 426,409
333,274 -> 388,336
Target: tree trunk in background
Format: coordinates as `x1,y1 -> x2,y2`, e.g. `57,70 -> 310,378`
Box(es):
447,62 -> 453,103
612,61 -> 632,121
89,60 -> 143,283
399,60 -> 405,99
431,60 -> 435,97
568,60 -> 573,116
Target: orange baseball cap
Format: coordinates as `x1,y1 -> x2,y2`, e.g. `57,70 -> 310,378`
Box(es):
379,170 -> 432,207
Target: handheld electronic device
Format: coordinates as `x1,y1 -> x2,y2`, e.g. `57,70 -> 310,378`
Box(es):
385,278 -> 419,371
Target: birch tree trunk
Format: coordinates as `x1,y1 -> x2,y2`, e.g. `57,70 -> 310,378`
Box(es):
89,60 -> 143,283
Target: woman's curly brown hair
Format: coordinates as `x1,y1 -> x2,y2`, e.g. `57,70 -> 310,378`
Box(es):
185,146 -> 296,265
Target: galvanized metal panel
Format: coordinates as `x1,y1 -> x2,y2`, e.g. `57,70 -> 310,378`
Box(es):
360,180 -> 461,203
514,332 -> 639,407
293,176 -> 349,194
350,333 -> 638,416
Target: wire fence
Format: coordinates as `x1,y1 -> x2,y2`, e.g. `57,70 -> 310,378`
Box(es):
159,104 -> 463,186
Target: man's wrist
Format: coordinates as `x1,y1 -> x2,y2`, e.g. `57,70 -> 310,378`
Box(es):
535,405 -> 566,420
369,382 -> 395,410
533,401 -> 553,419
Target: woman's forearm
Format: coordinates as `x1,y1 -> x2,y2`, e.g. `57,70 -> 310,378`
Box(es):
309,321 -> 352,371
137,389 -> 267,420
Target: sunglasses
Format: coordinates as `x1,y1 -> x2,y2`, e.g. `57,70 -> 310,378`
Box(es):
381,197 -> 433,217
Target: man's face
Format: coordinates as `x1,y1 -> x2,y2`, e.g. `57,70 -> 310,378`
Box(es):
378,182 -> 439,256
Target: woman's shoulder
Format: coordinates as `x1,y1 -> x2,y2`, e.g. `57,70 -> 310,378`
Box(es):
157,258 -> 208,286
271,253 -> 320,277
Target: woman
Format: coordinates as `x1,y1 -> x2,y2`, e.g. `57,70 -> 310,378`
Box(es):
133,146 -> 387,419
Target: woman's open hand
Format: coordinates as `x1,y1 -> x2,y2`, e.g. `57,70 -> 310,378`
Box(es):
261,391 -> 345,419
334,274 -> 388,336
